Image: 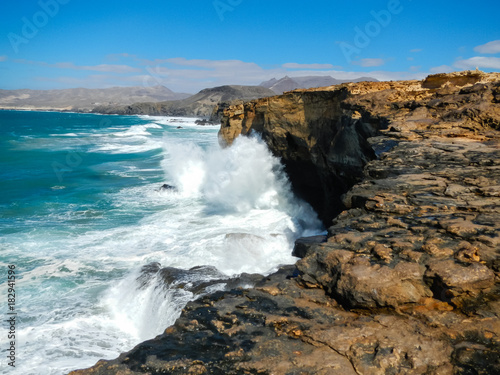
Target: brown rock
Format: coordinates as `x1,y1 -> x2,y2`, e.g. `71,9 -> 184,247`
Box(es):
426,259 -> 495,296
336,258 -> 432,308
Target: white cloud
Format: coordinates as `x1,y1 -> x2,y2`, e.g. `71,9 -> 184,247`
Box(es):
38,68 -> 425,93
282,63 -> 336,70
454,56 -> 500,70
29,56 -> 429,92
0,55 -> 7,62
13,58 -> 141,73
429,65 -> 454,74
164,57 -> 263,72
54,62 -> 141,73
474,40 -> 500,54
352,58 -> 386,67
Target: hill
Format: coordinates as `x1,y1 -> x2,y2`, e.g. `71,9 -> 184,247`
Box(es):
92,85 -> 276,117
0,86 -> 190,112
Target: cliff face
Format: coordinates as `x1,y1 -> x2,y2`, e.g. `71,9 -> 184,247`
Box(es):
218,89 -> 377,226
218,71 -> 500,226
71,72 -> 500,375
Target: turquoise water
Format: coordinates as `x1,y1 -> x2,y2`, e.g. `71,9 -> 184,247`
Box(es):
0,111 -> 321,374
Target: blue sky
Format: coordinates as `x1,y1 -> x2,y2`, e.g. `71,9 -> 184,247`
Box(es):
1,0 -> 499,93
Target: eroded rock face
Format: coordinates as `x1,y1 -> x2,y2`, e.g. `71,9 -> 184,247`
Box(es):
297,133 -> 499,313
218,71 -> 500,225
71,72 -> 500,375
218,88 -> 378,226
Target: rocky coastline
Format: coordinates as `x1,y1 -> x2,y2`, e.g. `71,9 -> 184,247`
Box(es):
71,71 -> 499,374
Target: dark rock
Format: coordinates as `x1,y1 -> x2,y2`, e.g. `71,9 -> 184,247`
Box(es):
136,262 -> 265,298
194,119 -> 219,126
159,183 -> 177,191
292,235 -> 327,258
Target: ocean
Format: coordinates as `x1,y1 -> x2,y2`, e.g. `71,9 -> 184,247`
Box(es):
0,110 -> 322,374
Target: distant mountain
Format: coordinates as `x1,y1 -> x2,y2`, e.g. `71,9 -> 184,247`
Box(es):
260,75 -> 379,94
92,85 -> 276,117
0,86 -> 191,112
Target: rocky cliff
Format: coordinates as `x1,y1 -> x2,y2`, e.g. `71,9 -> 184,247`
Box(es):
219,70 -> 500,226
71,71 -> 500,375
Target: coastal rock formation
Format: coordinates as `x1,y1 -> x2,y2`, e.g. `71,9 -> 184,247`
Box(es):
219,70 -> 500,226
71,71 -> 500,375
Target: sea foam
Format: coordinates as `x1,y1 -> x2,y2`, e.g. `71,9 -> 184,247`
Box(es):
1,113 -> 322,375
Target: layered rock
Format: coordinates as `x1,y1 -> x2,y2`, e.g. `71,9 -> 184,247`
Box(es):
71,72 -> 500,375
218,70 -> 500,226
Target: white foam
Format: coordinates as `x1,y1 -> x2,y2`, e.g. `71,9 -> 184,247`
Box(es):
91,140 -> 163,154
87,124 -> 168,154
111,124 -> 153,137
104,270 -> 191,341
50,133 -> 79,137
7,122 -> 323,375
143,116 -> 205,128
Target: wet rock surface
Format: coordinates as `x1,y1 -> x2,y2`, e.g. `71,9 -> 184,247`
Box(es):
71,72 -> 499,374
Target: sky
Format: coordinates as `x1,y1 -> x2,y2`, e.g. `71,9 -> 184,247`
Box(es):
0,0 -> 499,93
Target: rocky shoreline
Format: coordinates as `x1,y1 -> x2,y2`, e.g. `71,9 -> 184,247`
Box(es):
70,71 -> 499,374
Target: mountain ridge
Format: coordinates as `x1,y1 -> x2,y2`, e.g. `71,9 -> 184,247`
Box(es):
260,75 -> 379,94
0,86 -> 191,112
91,85 -> 276,117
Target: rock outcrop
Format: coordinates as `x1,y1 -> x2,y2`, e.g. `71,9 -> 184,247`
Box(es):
219,70 -> 500,226
71,71 -> 500,375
